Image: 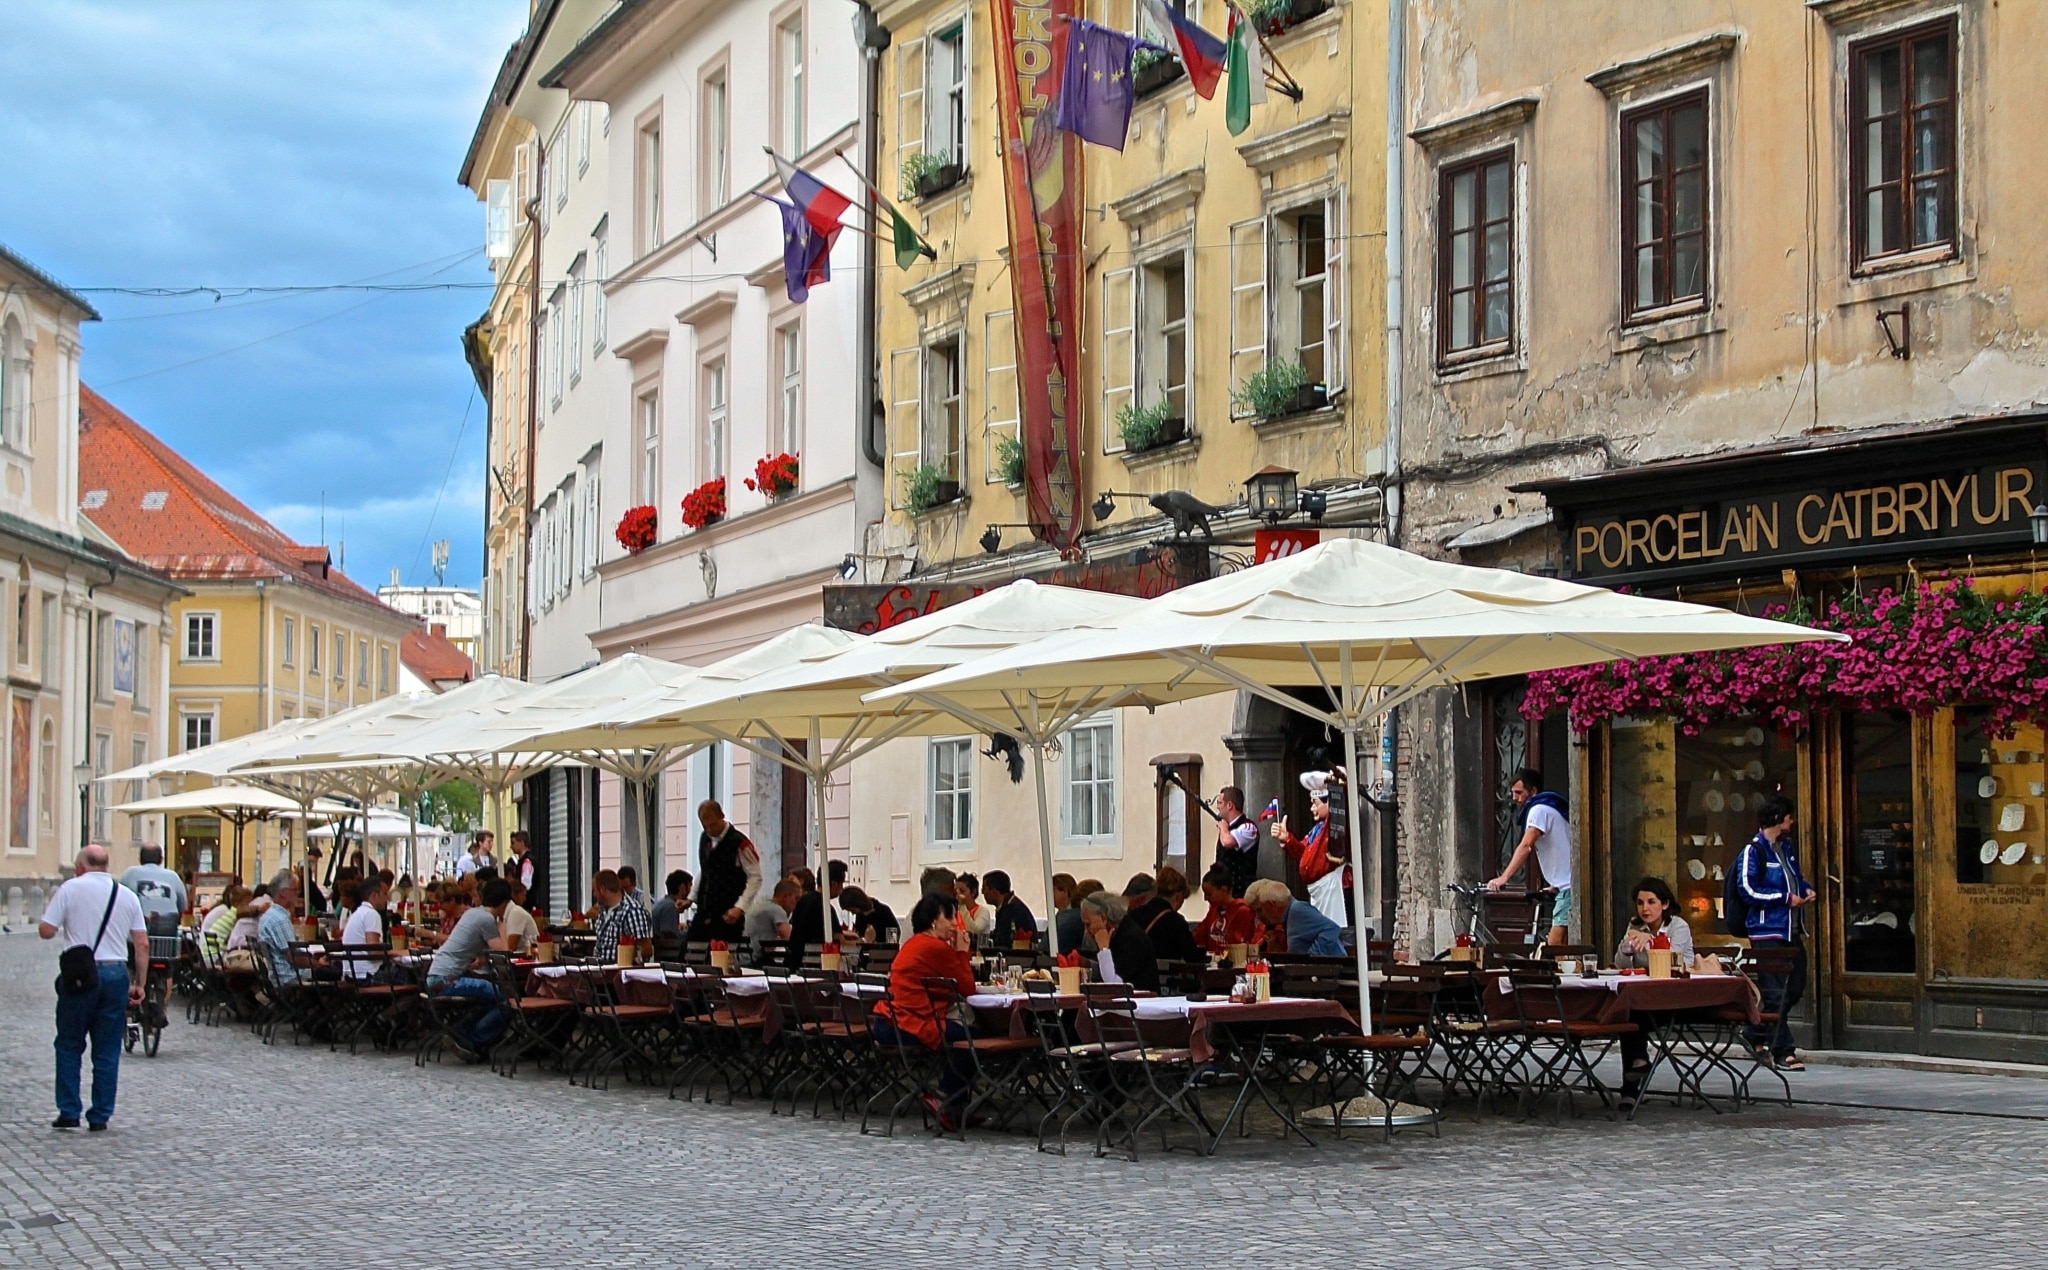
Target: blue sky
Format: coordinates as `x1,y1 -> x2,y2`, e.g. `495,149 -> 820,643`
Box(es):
0,1 -> 528,590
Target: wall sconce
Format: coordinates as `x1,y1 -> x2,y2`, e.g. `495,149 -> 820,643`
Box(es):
1876,306 -> 1911,360
2032,504 -> 2048,547
1246,466 -> 1299,523
1091,490 -> 1152,522
976,523 -> 1041,554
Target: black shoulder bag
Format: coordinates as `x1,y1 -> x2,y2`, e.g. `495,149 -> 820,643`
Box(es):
57,882 -> 121,997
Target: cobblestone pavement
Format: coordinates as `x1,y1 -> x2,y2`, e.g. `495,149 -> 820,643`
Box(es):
0,933 -> 2038,1270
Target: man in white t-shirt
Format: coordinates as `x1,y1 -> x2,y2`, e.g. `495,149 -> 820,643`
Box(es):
340,874 -> 390,979
1487,767 -> 1574,946
118,844 -> 186,928
39,845 -> 148,1130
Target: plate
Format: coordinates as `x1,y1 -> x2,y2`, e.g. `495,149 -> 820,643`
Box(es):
1687,859 -> 1708,880
1979,776 -> 1999,799
2002,843 -> 2029,866
1747,726 -> 1766,745
2001,803 -> 2027,832
1747,760 -> 1766,781
1729,793 -> 1747,812
1704,790 -> 1725,812
1872,911 -> 1899,929
1981,840 -> 2001,864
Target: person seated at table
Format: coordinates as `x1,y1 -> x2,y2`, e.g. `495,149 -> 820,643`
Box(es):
1073,878 -> 1105,953
956,873 -> 995,939
1051,873 -> 1083,956
784,860 -> 856,971
341,873 -> 391,978
746,878 -> 801,947
1127,866 -> 1202,966
871,891 -> 977,1128
1245,879 -> 1347,958
500,882 -> 541,952
839,887 -> 898,944
424,878 -> 516,1060
200,885 -> 250,954
590,869 -> 653,963
256,872 -> 302,986
1192,863 -> 1264,955
1614,876 -> 1696,1111
224,893 -> 270,955
983,871 -> 1036,950
1080,891 -> 1160,994
918,866 -> 956,898
652,870 -> 694,941
618,866 -> 651,915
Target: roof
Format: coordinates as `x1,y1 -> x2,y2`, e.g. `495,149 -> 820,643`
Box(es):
77,385 -> 405,621
400,623 -> 477,692
0,241 -> 99,322
538,0 -> 659,90
0,503 -> 180,597
455,34 -> 532,190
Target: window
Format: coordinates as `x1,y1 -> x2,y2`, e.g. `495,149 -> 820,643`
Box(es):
928,737 -> 973,846
127,738 -> 146,807
183,612 -> 217,661
567,259 -> 585,385
1,317 -> 28,449
1101,267 -> 1135,441
576,100 -> 592,175
92,732 -> 110,842
1274,205 -> 1339,387
638,388 -> 662,505
1437,151 -> 1514,360
1851,18 -> 1956,268
776,324 -> 803,458
931,25 -> 968,168
280,616 -> 295,668
485,179 -> 514,259
701,359 -> 727,484
1622,92 -> 1708,317
333,631 -> 346,682
182,711 -> 214,752
579,449 -> 603,576
701,68 -> 729,214
1063,716 -> 1117,841
308,623 -> 321,673
132,626 -> 148,706
513,138 -> 533,211
591,220 -> 608,352
923,336 -> 963,480
37,593 -> 52,678
1145,255 -> 1190,420
551,123 -> 568,211
547,299 -> 564,408
637,116 -> 663,256
982,309 -> 1019,484
778,12 -> 806,158
357,639 -> 369,688
378,644 -> 391,694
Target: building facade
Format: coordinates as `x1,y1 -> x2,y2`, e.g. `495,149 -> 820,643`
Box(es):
836,0 -> 1391,917
0,247 -> 181,892
376,583 -> 482,664
80,388 -> 414,883
1394,0 -> 2048,1061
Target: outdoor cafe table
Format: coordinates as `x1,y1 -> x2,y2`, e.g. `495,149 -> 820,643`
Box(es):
1481,972 -> 1762,1113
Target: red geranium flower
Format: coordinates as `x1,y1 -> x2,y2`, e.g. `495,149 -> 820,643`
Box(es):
681,477 -> 727,530
744,452 -> 800,497
614,504 -> 658,554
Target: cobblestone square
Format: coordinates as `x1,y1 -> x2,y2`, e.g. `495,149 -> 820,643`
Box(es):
0,935 -> 2039,1269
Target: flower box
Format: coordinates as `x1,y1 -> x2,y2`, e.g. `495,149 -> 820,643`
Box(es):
1133,55 -> 1185,98
614,504 -> 658,555
680,477 -> 727,531
1264,384 -> 1328,421
745,452 -> 800,500
914,162 -> 964,201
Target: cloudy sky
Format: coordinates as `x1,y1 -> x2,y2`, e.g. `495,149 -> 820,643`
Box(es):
0,0 -> 527,590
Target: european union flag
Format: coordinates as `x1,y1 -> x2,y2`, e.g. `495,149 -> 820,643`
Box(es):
1051,19 -> 1137,151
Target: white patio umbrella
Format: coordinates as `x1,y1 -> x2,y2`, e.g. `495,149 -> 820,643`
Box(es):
525,584 -> 1153,951
873,537 -> 1847,1029
109,783 -> 310,877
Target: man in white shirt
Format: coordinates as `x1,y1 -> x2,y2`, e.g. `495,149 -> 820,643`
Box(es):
118,844 -> 186,929
40,845 -> 148,1130
340,874 -> 390,978
454,839 -> 486,879
1487,767 -> 1574,946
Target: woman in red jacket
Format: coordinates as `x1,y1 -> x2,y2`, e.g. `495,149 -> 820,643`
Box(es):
873,891 -> 978,1120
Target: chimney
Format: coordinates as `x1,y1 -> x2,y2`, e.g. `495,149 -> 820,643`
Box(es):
431,622 -> 447,638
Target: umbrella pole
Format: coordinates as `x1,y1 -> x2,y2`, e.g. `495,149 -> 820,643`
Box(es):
1030,744 -> 1061,957
1340,647 -> 1375,1037
809,720 -> 830,945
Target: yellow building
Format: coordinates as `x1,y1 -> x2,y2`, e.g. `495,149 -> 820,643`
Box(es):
839,0 -> 1391,916
80,388 -> 414,881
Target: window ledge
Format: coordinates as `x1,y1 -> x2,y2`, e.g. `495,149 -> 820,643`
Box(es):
1120,433 -> 1201,473
1053,839 -> 1125,861
1840,254 -> 1972,308
1433,349 -> 1524,385
1248,402 -> 1345,438
1612,307 -> 1720,353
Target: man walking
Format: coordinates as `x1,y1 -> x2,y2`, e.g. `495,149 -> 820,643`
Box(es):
39,845 -> 148,1131
1487,767 -> 1574,946
1739,794 -> 1815,1070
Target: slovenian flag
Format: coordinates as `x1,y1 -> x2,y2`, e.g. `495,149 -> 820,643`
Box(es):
1259,798 -> 1282,822
772,153 -> 854,241
1139,0 -> 1227,100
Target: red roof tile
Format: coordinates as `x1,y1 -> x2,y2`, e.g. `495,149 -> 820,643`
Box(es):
77,385 -> 400,619
400,623 -> 476,691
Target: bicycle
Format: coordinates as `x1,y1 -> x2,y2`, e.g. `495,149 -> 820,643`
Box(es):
125,931 -> 179,1057
1443,882 -> 1555,952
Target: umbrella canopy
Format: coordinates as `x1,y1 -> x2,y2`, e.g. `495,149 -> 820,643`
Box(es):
307,807 -> 449,840
110,784 -> 310,816
874,537 -> 1846,1025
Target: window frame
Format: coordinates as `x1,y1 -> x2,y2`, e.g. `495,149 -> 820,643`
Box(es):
922,334 -> 964,481
591,219 -> 609,353
567,257 -> 585,385
929,21 -> 969,170
280,615 -> 295,669
308,623 -> 321,674
980,309 -> 1019,486
775,321 -> 804,461
333,631 -> 346,683
1619,88 -> 1711,322
181,611 -> 219,663
700,56 -> 731,217
1435,148 -> 1517,364
1142,250 -> 1191,423
636,384 -> 662,508
357,638 -> 369,689
1060,714 -> 1119,846
635,107 -> 664,258
775,4 -> 807,160
181,709 -> 216,753
927,735 -> 975,849
1848,16 -> 1958,272
1271,199 -> 1341,390
700,355 -> 728,487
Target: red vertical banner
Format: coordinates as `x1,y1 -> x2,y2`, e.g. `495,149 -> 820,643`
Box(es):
989,0 -> 1086,550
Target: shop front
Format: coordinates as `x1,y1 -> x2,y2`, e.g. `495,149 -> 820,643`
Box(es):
1517,417 -> 2048,1063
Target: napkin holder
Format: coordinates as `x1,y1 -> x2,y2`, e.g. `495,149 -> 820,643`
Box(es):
820,949 -> 843,973
616,942 -> 637,969
1225,943 -> 1251,968
709,949 -> 733,972
534,941 -> 557,964
1246,968 -> 1272,1003
1055,966 -> 1083,995
1447,944 -> 1477,963
1647,948 -> 1677,979
389,931 -> 409,955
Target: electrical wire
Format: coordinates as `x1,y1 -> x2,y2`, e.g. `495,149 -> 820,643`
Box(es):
405,381 -> 477,586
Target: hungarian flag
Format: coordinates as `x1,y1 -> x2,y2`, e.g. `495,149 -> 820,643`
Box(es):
1140,0 -> 1226,99
1225,7 -> 1268,136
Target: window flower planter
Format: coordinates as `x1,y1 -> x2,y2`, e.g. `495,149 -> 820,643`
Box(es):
680,477 -> 726,531
614,505 -> 657,555
745,452 -> 800,500
1133,54 -> 1185,98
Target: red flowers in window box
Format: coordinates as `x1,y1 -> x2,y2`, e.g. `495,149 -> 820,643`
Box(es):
614,504 -> 658,555
745,452 -> 800,499
680,477 -> 727,530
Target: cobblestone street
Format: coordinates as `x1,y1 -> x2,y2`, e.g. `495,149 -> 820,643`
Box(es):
0,932 -> 2038,1269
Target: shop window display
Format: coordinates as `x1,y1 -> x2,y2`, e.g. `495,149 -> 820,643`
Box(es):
1939,710 -> 2048,982
1846,710 -> 1915,974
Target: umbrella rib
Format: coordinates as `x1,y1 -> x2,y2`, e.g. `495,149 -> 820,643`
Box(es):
1165,650 -> 1345,730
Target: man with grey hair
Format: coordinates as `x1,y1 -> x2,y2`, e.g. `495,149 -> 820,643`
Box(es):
257,872 -> 302,986
1246,878 -> 1348,957
1079,890 -> 1160,994
39,845 -> 148,1130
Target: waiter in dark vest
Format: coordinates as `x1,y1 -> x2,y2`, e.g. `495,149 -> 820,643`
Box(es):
686,799 -> 762,942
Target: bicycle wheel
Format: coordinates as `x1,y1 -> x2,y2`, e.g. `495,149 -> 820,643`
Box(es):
124,1022 -> 138,1053
142,1022 -> 162,1057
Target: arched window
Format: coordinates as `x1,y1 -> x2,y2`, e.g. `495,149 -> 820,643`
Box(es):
0,316 -> 21,449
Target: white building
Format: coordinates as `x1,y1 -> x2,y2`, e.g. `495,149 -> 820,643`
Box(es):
375,583 -> 481,662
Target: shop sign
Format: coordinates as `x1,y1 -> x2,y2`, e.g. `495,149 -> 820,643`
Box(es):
823,548 -> 1194,634
1569,459 -> 2046,580
1254,528 -> 1320,563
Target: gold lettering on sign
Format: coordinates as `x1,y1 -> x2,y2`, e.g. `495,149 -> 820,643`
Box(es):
1936,477 -> 1967,528
1750,503 -> 1779,552
1677,511 -> 1706,560
1576,525 -> 1599,571
1971,472 -> 2002,526
1898,480 -> 1932,532
1649,514 -> 1679,562
2003,467 -> 2036,524
1716,506 -> 1746,555
1796,494 -> 1828,545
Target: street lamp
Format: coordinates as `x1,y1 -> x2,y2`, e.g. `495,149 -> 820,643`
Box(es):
2031,504 -> 2048,546
1246,466 -> 1299,523
73,761 -> 93,850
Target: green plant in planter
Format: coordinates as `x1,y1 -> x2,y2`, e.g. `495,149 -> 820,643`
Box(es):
1132,45 -> 1171,73
1246,0 -> 1292,24
900,462 -> 945,515
1231,359 -> 1311,418
1115,399 -> 1174,452
994,433 -> 1025,486
899,152 -> 948,200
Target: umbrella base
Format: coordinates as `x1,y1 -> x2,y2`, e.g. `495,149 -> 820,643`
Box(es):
1299,1095 -> 1437,1129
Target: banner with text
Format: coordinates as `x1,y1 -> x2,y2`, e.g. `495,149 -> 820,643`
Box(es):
991,0 -> 1087,550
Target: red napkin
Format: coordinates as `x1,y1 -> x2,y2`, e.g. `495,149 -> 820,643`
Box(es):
822,942 -> 839,955
1055,951 -> 1083,969
710,940 -> 729,952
